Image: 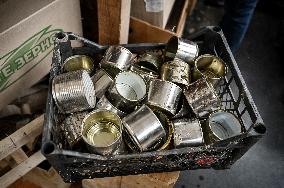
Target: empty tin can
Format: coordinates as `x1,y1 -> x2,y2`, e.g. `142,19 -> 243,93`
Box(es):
52,70 -> 96,113
91,69 -> 113,99
203,110 -> 243,144
147,79 -> 182,115
107,71 -> 147,112
61,111 -> 88,148
100,46 -> 133,78
130,64 -> 159,84
161,59 -> 191,86
122,105 -> 166,152
81,110 -> 123,155
95,95 -> 127,117
184,78 -> 221,118
173,118 -> 204,148
62,55 -> 94,74
136,53 -> 162,72
192,54 -> 227,85
165,36 -> 199,64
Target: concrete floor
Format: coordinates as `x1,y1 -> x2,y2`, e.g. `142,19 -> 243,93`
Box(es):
175,1 -> 284,188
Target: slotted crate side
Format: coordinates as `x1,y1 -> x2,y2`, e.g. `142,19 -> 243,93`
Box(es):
42,27 -> 265,182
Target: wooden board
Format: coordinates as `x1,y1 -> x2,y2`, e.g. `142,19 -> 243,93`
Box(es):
0,151 -> 45,188
82,172 -> 180,188
97,0 -> 131,44
0,115 -> 44,161
129,17 -> 176,43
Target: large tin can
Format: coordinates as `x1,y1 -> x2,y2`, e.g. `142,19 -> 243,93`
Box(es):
52,70 -> 96,113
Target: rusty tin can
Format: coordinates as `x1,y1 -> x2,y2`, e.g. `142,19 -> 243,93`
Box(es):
147,79 -> 182,115
173,118 -> 204,147
184,78 -> 221,118
161,59 -> 191,86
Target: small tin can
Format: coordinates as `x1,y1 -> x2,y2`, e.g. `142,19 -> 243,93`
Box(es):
173,118 -> 204,148
160,59 -> 191,86
95,95 -> 127,118
147,79 -> 182,115
122,105 -> 166,152
62,55 -> 95,74
100,46 -> 133,78
136,53 -> 162,72
165,36 -> 199,64
107,71 -> 147,112
184,78 -> 221,118
52,70 -> 96,113
203,110 -> 243,144
81,110 -> 123,155
192,54 -> 227,86
91,69 -> 113,99
61,111 -> 88,148
130,64 -> 159,84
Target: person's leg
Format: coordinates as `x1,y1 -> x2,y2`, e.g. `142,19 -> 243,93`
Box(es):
220,0 -> 258,52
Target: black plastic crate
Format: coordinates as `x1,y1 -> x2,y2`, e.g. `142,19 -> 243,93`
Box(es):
42,26 -> 266,182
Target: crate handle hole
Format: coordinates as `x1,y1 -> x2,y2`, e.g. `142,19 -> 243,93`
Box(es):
254,123 -> 266,134
42,142 -> 56,155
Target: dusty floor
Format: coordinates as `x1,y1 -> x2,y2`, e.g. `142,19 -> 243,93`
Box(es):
175,1 -> 284,188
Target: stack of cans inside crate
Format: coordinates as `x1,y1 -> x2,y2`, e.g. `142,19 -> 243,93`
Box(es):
51,36 -> 244,156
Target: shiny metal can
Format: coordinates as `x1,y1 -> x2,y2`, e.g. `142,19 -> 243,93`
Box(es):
192,54 -> 227,85
95,95 -> 127,118
203,110 -> 243,144
107,71 -> 147,112
61,111 -> 88,148
136,53 -> 162,72
173,118 -> 204,147
100,46 -> 133,78
91,69 -> 113,99
184,78 -> 221,118
147,79 -> 182,115
160,59 -> 191,86
122,105 -> 166,152
165,36 -> 199,64
52,70 -> 96,113
81,110 -> 123,155
62,55 -> 94,74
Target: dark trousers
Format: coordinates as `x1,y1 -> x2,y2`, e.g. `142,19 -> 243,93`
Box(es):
220,0 -> 259,52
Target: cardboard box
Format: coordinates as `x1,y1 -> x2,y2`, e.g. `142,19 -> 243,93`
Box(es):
0,0 -> 82,110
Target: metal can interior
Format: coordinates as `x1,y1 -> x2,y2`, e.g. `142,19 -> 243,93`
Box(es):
192,54 -> 227,83
205,111 -> 243,143
113,71 -> 147,102
81,110 -> 123,155
62,55 -> 94,74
